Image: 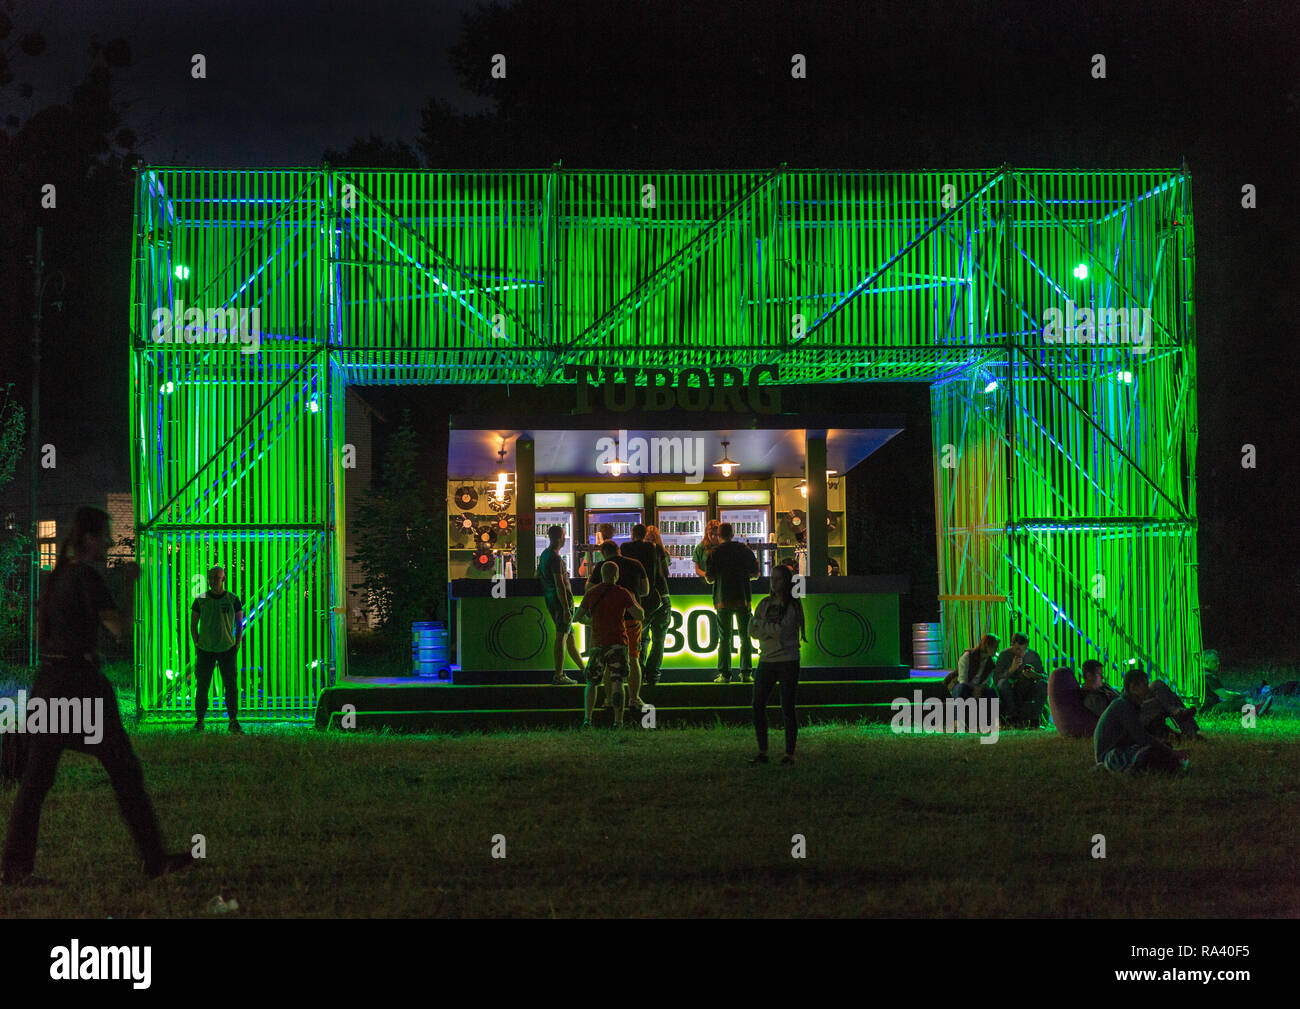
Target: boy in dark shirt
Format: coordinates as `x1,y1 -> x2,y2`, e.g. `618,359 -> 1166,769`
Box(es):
190,565 -> 245,733
1083,659 -> 1202,740
1094,668 -> 1189,775
705,523 -> 759,683
1080,659 -> 1121,719
619,524 -> 667,687
574,563 -> 644,727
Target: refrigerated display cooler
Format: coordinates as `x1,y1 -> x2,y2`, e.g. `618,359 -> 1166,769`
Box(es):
533,492 -> 576,577
581,492 -> 644,575
653,490 -> 709,577
717,489 -> 775,576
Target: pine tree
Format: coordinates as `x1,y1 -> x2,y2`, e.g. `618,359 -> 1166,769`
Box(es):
349,410 -> 443,664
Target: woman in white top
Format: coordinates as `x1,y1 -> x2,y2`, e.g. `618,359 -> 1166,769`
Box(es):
748,564 -> 807,765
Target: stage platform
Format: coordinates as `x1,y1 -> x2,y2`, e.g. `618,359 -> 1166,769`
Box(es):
314,671 -> 949,732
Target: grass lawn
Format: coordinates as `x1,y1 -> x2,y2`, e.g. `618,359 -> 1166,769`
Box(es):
2,710 -> 1298,917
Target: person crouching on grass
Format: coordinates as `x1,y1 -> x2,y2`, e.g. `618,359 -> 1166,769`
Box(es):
190,565 -> 245,734
573,562 -> 644,728
1094,667 -> 1190,776
748,563 -> 807,765
2,506 -> 194,887
1082,660 -> 1204,742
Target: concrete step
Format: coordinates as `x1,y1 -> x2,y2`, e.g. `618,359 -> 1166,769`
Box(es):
316,678 -> 948,727
320,696 -> 953,733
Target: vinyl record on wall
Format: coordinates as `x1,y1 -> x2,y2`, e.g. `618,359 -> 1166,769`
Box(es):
827,514 -> 838,531
493,514 -> 515,532
454,485 -> 479,510
454,514 -> 477,535
488,492 -> 513,513
475,526 -> 498,546
472,549 -> 494,571
789,509 -> 807,529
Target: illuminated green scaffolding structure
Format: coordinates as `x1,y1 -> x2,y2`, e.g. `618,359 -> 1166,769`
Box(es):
129,166 -> 1200,717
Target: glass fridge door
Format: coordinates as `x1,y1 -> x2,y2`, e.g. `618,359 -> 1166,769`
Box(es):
719,507 -> 772,576
535,509 -> 574,576
582,509 -> 643,574
655,507 -> 707,577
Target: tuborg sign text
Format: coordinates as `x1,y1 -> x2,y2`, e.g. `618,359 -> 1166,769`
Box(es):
564,364 -> 781,415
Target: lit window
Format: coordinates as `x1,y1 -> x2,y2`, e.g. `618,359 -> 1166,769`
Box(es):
38,520 -> 56,539
39,541 -> 57,570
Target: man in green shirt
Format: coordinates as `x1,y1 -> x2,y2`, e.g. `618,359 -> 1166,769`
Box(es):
538,525 -> 583,685
190,566 -> 244,734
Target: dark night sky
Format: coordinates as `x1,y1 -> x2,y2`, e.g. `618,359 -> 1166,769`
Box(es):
14,0 -> 492,163
2,0 -> 1297,659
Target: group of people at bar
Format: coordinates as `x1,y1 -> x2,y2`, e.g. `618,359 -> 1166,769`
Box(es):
537,519 -> 803,763
952,632 -> 1203,774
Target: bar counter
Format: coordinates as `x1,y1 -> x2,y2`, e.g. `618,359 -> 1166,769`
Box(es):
451,575 -> 908,672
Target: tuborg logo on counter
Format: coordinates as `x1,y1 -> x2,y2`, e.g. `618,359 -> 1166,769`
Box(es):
565,365 -> 781,414
487,606 -> 548,661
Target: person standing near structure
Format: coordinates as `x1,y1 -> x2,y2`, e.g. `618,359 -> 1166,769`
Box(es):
706,523 -> 759,683
692,519 -> 720,577
622,524 -> 668,687
748,563 -> 807,765
2,506 -> 194,886
539,524 -> 584,686
190,565 -> 245,734
588,540 -> 649,710
573,563 -> 644,727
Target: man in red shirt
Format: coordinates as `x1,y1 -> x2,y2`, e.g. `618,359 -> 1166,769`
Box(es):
574,562 -> 644,726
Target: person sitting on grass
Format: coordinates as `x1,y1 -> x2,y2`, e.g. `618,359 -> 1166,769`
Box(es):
1094,668 -> 1189,776
1200,655 -> 1276,718
951,634 -> 1000,702
1085,659 -> 1203,740
748,563 -> 807,766
993,632 -> 1047,727
573,563 -> 644,728
1080,659 -> 1121,719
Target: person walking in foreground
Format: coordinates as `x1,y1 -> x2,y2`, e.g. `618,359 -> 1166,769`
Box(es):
706,523 -> 759,683
1094,667 -> 1189,775
2,507 -> 194,887
748,564 -> 807,765
538,524 -> 584,685
190,565 -> 245,733
573,563 -> 644,727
